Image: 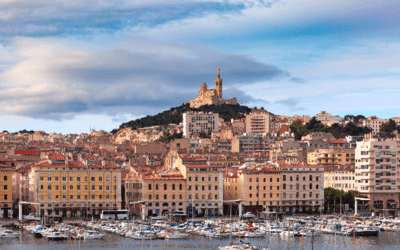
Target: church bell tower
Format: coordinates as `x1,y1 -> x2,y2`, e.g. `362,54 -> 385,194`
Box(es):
215,68 -> 223,99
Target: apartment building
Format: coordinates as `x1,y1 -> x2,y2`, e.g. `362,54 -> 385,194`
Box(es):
224,163 -> 281,214
363,118 -> 388,133
27,152 -> 122,218
0,163 -> 13,218
324,165 -> 355,191
308,147 -> 355,165
125,170 -> 187,216
245,110 -> 271,136
355,137 -> 400,214
315,111 -> 333,121
182,112 -> 219,138
280,161 -> 324,213
231,134 -> 273,153
174,157 -> 224,216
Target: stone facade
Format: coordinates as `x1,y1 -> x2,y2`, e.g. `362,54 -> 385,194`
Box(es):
187,69 -> 237,108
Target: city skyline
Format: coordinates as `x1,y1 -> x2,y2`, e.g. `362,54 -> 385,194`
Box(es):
0,1 -> 399,134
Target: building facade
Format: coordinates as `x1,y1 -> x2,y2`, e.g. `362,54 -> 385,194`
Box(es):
245,111 -> 271,136
182,112 -> 219,138
355,137 -> 400,214
0,163 -> 13,218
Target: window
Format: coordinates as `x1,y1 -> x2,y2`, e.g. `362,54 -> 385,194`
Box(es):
215,195 -> 218,199
164,184 -> 167,190
70,177 -> 73,181
270,193 -> 272,198
172,194 -> 175,199
113,185 -> 116,190
77,194 -> 81,199
70,185 -> 73,190
40,177 -> 43,181
303,185 -> 306,190
202,186 -> 205,190
55,177 -> 58,181
40,185 -> 44,190
48,185 -> 51,190
63,193 -> 66,199
179,194 -> 182,199
189,177 -> 192,181
283,184 -> 286,189
85,185 -> 88,190
290,176 -> 293,181
164,194 -> 167,199
249,186 -> 252,190
99,185 -> 102,190
270,186 -> 272,190
63,184 -> 66,190
316,176 -> 319,181
92,185 -> 95,190
215,177 -> 218,181
92,194 -> 95,199
172,184 -> 175,190
48,176 -> 51,181
215,185 -> 218,190
208,186 -> 211,190
179,184 -> 182,190
77,176 -> 81,181
309,183 -> 313,189
188,185 -> 192,190
149,194 -> 152,199
70,195 -> 73,199
195,177 -> 198,181
316,184 -> 319,190
99,177 -> 102,181
84,177 -> 88,181
296,175 -> 299,181
55,185 -> 59,190
113,177 -> 116,182
296,183 -> 299,190
63,175 -> 66,181
91,176 -> 95,181
270,178 -> 273,182
296,192 -> 299,198
208,177 -> 211,181
309,192 -> 312,198
156,194 -> 159,200
149,184 -> 152,190
249,178 -> 252,182
309,175 -> 313,181
156,184 -> 159,190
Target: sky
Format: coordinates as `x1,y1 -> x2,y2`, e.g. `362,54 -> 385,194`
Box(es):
0,0 -> 400,134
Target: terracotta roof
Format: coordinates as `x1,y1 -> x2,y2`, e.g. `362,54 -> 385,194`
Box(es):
48,152 -> 66,161
0,163 -> 13,168
82,155 -> 100,161
278,161 -> 324,168
68,161 -> 85,168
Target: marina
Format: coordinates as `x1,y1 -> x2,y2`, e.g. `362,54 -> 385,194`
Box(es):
2,215 -> 400,249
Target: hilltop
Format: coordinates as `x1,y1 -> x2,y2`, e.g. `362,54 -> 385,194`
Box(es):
113,103 -> 252,133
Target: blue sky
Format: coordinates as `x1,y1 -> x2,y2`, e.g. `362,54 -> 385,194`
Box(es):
0,0 -> 399,134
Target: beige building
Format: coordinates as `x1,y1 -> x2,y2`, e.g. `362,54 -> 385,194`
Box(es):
363,117 -> 389,133
125,170 -> 187,217
182,112 -> 219,138
245,110 -> 271,136
280,161 -> 325,212
187,69 -> 237,108
324,165 -> 355,192
308,147 -> 355,165
173,157 -> 224,215
355,137 -> 400,214
315,111 -> 333,121
224,163 -> 282,214
231,135 -> 272,153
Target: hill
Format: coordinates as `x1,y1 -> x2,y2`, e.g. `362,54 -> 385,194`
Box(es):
113,103 -> 252,133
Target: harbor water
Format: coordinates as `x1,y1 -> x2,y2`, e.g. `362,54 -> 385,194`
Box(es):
1,230 -> 399,250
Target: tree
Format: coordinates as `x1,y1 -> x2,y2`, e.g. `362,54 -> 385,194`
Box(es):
379,119 -> 398,138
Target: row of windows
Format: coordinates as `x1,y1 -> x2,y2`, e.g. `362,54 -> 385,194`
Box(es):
188,194 -> 218,200
148,202 -> 184,207
41,194 -> 117,200
249,186 -> 279,191
283,175 -> 319,182
282,183 -> 319,190
188,177 -> 218,182
282,192 -> 319,199
149,194 -> 183,200
249,178 -> 279,183
148,184 -> 183,190
188,185 -> 218,191
40,184 -> 116,191
40,176 -> 117,182
249,193 -> 279,198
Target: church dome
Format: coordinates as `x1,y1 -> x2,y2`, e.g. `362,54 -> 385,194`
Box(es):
201,82 -> 207,92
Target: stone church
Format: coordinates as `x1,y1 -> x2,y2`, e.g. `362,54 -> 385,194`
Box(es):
187,69 -> 238,108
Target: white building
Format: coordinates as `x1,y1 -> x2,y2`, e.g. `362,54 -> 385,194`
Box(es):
245,110 -> 271,136
182,112 -> 219,138
363,118 -> 388,133
355,137 -> 400,213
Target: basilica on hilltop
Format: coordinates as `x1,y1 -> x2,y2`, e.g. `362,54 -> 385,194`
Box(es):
187,68 -> 238,108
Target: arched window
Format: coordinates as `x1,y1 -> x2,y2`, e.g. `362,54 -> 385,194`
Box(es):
155,203 -> 159,206
55,204 -> 59,207
106,175 -> 110,181
309,192 -> 312,198
283,192 -> 286,199
179,202 -> 183,206
296,175 -> 299,181
309,175 -> 313,181
309,183 -> 313,189
283,184 -> 286,190
171,202 -> 176,206
162,203 -> 168,207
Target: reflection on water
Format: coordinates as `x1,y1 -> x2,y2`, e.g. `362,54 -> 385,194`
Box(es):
1,230 -> 399,250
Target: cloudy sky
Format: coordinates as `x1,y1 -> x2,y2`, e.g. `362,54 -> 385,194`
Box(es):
1,0 -> 399,134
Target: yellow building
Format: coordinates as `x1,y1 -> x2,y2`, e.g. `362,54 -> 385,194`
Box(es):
224,164 -> 282,214
173,156 -> 224,216
28,152 -> 121,218
308,147 -> 355,165
0,163 -> 13,218
324,165 -> 355,192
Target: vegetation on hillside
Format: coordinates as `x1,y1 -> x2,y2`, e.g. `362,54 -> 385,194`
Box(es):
379,119 -> 400,138
157,131 -> 183,143
290,117 -> 371,140
113,103 -> 252,133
